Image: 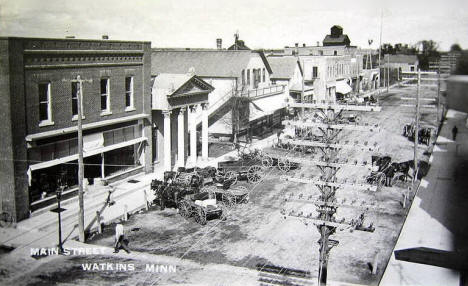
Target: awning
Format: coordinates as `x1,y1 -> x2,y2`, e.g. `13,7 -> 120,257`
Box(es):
336,80 -> 352,95
28,137 -> 147,172
249,92 -> 287,122
26,113 -> 149,142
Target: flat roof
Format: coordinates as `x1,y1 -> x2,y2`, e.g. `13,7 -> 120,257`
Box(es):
0,36 -> 150,44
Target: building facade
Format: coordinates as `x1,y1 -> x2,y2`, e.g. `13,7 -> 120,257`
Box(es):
151,49 -> 286,146
151,73 -> 213,171
383,54 -> 419,73
0,37 -> 153,220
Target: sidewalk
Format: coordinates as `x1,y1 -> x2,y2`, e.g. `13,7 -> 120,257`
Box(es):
0,132 -> 278,250
380,109 -> 468,286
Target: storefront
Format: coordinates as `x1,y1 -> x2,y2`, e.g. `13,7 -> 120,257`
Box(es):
27,122 -> 147,212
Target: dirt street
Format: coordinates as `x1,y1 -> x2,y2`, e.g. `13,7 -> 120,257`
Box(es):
9,85 -> 441,286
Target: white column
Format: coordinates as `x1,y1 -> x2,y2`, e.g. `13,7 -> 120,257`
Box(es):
163,110 -> 172,171
177,107 -> 186,168
189,105 -> 198,165
201,103 -> 209,160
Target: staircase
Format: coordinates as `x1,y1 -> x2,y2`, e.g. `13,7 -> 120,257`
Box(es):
195,87 -> 238,129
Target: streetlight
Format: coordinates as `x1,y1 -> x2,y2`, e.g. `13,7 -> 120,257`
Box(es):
51,175 -> 67,254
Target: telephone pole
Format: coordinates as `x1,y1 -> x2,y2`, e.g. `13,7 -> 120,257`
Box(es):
378,10 -> 383,90
277,101 -> 381,286
413,70 -> 420,183
76,75 -> 85,242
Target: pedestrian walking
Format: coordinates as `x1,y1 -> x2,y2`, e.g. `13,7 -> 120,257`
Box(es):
114,223 -> 131,253
452,125 -> 458,140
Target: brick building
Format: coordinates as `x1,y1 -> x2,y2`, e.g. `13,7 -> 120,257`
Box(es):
0,37 -> 153,221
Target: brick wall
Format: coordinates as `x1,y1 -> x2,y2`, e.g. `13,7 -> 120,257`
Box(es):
0,37 -> 153,221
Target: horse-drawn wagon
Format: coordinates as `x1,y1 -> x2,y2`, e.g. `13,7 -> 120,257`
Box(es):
217,155 -> 266,184
178,192 -> 224,225
201,184 -> 250,207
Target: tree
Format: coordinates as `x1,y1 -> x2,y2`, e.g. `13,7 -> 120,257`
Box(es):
450,44 -> 462,52
454,51 -> 468,75
381,43 -> 395,55
416,40 -> 440,71
417,40 -> 439,57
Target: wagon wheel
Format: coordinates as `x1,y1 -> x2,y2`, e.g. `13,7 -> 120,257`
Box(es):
224,171 -> 238,185
178,201 -> 190,218
278,158 -> 291,172
194,206 -> 207,225
247,165 -> 263,183
233,186 -> 250,203
261,155 -> 273,168
222,193 -> 235,207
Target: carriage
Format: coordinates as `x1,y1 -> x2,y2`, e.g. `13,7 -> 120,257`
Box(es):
217,157 -> 266,184
201,184 -> 250,207
403,123 -> 433,145
365,171 -> 386,189
178,192 -> 224,225
151,180 -> 200,210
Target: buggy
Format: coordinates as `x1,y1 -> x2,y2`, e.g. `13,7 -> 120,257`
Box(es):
178,192 -> 224,225
201,184 -> 250,207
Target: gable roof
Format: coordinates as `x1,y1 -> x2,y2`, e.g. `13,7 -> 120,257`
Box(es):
267,56 -> 300,80
152,73 -> 213,97
384,54 -> 418,64
151,49 -> 272,78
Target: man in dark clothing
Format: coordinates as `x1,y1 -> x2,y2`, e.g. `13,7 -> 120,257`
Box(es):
114,223 -> 131,253
452,125 -> 458,140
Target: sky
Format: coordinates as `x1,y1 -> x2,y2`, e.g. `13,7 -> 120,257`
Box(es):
0,0 -> 467,51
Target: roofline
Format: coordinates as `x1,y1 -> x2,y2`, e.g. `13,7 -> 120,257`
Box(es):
254,49 -> 273,74
0,36 -> 150,44
151,48 -> 251,52
171,75 -> 215,95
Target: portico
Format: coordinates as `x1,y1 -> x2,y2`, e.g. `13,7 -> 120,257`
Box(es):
151,74 -> 213,171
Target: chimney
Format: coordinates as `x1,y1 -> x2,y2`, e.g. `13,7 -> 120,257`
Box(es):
303,43 -> 306,47
216,38 -> 222,49
102,35 -> 109,40
295,43 -> 299,48
316,41 -> 320,47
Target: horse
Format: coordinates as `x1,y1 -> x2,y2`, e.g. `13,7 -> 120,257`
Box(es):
394,160 -> 430,181
403,124 -> 414,138
371,155 -> 392,172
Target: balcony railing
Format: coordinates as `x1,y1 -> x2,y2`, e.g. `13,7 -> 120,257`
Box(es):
239,84 -> 286,99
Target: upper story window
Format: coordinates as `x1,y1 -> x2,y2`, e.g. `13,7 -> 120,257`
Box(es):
312,66 -> 318,78
253,69 -> 260,88
333,50 -> 337,56
241,69 -> 245,86
38,82 -> 53,126
247,69 -> 250,86
262,68 -> 266,82
71,82 -> 79,117
100,78 -> 111,114
125,76 -> 134,110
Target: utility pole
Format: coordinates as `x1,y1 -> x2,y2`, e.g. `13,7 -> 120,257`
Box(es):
413,70 -> 420,184
301,60 -> 305,118
437,66 -> 441,123
387,55 -> 390,92
378,10 -> 383,90
76,75 -> 85,242
277,102 -> 380,286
